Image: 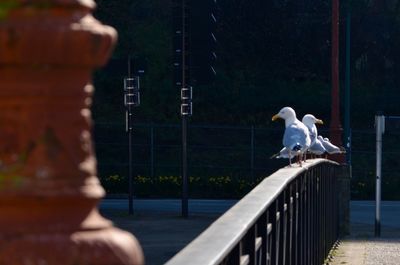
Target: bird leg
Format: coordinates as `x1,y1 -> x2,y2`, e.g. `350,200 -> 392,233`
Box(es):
297,154 -> 302,167
288,150 -> 292,167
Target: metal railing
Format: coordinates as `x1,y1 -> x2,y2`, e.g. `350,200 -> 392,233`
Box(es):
166,159 -> 339,265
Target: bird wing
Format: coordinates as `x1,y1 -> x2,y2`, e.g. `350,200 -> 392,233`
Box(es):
283,120 -> 310,152
309,138 -> 326,155
270,147 -> 296,159
318,136 -> 342,154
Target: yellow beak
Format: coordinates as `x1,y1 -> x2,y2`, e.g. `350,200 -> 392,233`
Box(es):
316,119 -> 324,125
271,114 -> 280,121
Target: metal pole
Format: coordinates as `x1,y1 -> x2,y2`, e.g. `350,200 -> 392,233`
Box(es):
181,0 -> 189,218
182,117 -> 188,217
250,126 -> 255,182
330,0 -> 345,163
344,0 -> 352,165
375,112 -> 384,237
127,57 -> 134,215
150,123 -> 155,179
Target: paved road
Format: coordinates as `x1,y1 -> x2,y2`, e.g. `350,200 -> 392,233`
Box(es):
100,199 -> 237,215
99,199 -> 237,265
100,199 -> 400,265
350,200 -> 400,237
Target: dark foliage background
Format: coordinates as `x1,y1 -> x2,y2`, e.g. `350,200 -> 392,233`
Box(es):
92,0 -> 400,199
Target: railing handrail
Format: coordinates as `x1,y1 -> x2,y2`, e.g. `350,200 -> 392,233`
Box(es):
165,159 -> 338,265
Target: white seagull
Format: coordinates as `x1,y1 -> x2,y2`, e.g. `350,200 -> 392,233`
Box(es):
318,136 -> 345,154
271,107 -> 311,166
302,114 -> 326,157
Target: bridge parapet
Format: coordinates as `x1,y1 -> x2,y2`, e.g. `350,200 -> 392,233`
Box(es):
167,159 -> 349,265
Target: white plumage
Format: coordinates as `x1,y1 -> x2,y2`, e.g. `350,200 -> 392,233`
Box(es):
302,114 -> 326,156
318,136 -> 345,154
272,107 -> 311,166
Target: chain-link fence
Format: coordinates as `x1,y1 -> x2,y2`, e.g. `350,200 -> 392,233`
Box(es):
94,122 -> 400,199
351,129 -> 400,200
94,122 -> 288,198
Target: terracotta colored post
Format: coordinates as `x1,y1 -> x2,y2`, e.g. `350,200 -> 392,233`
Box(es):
330,0 -> 345,163
0,1 -> 144,264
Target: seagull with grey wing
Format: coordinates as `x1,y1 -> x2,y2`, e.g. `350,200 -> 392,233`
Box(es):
302,114 -> 326,157
318,136 -> 346,155
271,107 -> 311,166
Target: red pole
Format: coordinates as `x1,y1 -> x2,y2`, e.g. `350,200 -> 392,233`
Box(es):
330,0 -> 345,163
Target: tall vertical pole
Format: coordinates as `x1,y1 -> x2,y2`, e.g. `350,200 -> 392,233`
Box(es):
330,0 -> 345,163
250,126 -> 255,182
181,0 -> 189,218
150,123 -> 155,179
375,112 -> 384,237
344,1 -> 352,165
127,57 -> 134,215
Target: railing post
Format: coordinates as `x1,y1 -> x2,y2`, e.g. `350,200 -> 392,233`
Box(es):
280,192 -> 287,265
310,170 -> 316,265
306,171 -> 312,265
288,185 -> 294,265
337,164 -> 351,236
269,200 -> 278,265
299,175 -> 305,265
258,212 -> 268,265
294,179 -> 300,265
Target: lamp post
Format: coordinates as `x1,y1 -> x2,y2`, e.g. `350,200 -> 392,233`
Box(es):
330,0 -> 346,163
174,0 -> 191,218
344,0 -> 352,165
124,57 -> 141,215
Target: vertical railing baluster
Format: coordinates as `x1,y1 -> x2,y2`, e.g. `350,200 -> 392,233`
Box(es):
328,166 -> 333,250
326,165 -> 331,258
280,193 -> 287,265
269,201 -> 277,265
317,166 -> 323,265
228,243 -> 241,265
294,179 -> 299,265
275,198 -> 281,265
309,169 -> 314,265
267,221 -> 272,265
310,170 -> 315,265
301,174 -> 307,265
307,170 -> 312,265
288,187 -> 294,265
335,166 -> 339,241
323,164 -> 327,258
242,226 -> 257,265
312,169 -> 316,265
304,170 -> 310,265
259,213 -> 267,265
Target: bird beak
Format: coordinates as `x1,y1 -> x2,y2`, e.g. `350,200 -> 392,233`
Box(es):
316,119 -> 324,125
272,114 -> 280,121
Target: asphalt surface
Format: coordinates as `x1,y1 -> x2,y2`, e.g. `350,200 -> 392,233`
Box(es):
99,199 -> 237,265
99,199 -> 400,265
350,200 -> 400,237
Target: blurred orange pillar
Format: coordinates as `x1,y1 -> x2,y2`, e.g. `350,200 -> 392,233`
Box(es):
0,1 -> 143,264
